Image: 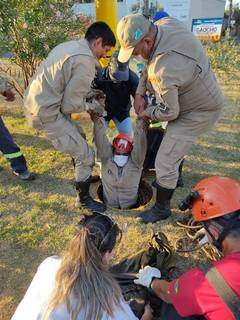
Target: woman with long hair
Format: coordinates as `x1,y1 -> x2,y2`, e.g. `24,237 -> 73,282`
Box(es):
12,213 -> 152,320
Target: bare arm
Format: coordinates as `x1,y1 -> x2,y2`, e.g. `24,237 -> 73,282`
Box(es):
140,304 -> 153,320
151,278 -> 171,303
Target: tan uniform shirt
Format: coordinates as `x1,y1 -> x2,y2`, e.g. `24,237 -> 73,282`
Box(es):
24,39 -> 99,130
94,119 -> 147,209
136,17 -> 224,129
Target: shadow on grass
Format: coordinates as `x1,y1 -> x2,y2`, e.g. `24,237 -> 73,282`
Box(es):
12,133 -> 53,151
0,170 -> 74,196
0,242 -> 49,320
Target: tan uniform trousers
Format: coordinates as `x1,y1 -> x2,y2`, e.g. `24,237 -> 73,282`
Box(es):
155,107 -> 222,189
41,113 -> 94,182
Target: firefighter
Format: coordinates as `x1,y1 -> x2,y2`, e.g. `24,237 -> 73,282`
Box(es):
91,113 -> 148,209
0,76 -> 35,180
134,176 -> 240,320
93,51 -> 139,137
23,22 -> 116,212
116,14 -> 224,223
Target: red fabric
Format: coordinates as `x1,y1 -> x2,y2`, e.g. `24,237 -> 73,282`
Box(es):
169,252 -> 240,320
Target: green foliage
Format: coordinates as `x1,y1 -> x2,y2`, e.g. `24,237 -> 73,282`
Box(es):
205,40 -> 240,78
0,0 -> 92,95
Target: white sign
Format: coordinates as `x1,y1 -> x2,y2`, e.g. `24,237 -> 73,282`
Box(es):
159,0 -> 190,21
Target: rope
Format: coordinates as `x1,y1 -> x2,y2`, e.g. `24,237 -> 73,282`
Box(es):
175,217 -> 221,260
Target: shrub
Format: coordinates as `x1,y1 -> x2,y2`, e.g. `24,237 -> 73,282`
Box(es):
205,40 -> 240,78
0,0 -> 92,96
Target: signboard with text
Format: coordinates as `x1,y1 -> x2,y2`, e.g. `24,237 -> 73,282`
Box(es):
160,0 -> 190,22
192,18 -> 223,41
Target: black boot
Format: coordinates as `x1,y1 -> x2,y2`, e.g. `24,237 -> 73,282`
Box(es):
137,183 -> 174,223
75,177 -> 106,213
176,159 -> 184,188
88,175 -> 101,184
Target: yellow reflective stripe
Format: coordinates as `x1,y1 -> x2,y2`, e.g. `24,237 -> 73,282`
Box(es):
4,151 -> 23,159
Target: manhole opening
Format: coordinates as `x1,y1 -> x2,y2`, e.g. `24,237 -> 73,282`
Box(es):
97,179 -> 153,209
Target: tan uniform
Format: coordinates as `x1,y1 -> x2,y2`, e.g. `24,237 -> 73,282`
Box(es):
136,17 -> 224,189
94,119 -> 147,209
24,39 -> 101,181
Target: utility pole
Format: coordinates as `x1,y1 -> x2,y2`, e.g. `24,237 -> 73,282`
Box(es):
95,0 -> 117,66
228,0 -> 233,32
142,0 -> 150,16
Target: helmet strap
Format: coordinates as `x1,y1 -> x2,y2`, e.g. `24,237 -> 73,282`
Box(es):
203,211 -> 240,252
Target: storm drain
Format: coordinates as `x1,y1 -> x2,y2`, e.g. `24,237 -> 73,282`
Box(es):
97,179 -> 153,209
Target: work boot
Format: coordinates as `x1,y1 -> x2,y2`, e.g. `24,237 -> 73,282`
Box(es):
13,170 -> 35,181
137,183 -> 174,224
75,177 -> 106,213
88,175 -> 101,183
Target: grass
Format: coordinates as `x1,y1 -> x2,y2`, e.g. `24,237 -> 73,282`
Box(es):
0,74 -> 239,319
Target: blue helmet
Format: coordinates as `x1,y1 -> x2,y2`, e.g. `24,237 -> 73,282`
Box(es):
152,11 -> 169,23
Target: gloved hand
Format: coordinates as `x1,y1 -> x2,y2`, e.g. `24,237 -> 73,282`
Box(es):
85,89 -> 106,116
134,266 -> 161,288
86,89 -> 106,102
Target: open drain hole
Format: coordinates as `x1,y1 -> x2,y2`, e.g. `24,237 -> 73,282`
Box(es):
97,179 -> 153,209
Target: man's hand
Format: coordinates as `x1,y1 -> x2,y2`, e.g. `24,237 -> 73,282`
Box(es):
85,89 -> 106,116
88,111 -> 100,122
141,304 -> 153,320
85,89 -> 105,103
138,110 -> 151,122
2,89 -> 15,102
134,266 -> 161,288
134,94 -> 146,115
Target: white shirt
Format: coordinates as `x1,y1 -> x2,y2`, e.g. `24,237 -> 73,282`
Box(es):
11,256 -> 138,320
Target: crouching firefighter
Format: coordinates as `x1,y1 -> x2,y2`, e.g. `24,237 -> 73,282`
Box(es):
23,22 -> 116,212
116,14 -> 224,223
134,176 -> 240,320
92,114 -> 148,209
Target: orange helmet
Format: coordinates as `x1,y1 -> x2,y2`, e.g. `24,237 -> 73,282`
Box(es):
112,133 -> 133,155
191,176 -> 240,222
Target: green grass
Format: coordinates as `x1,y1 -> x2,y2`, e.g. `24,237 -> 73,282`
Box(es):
0,75 -> 239,319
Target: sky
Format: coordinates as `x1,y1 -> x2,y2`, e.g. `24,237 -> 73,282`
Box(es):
225,0 -> 240,8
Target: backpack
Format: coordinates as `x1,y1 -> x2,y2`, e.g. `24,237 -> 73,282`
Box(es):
110,232 -> 177,318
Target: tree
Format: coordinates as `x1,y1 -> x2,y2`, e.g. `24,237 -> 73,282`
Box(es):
0,0 -> 92,97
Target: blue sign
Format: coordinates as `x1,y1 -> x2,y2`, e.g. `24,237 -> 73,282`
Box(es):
192,18 -> 223,41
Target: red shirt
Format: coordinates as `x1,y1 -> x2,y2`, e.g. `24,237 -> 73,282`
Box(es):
169,252 -> 240,320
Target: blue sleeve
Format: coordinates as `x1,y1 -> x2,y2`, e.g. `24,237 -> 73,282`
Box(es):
129,70 -> 139,98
